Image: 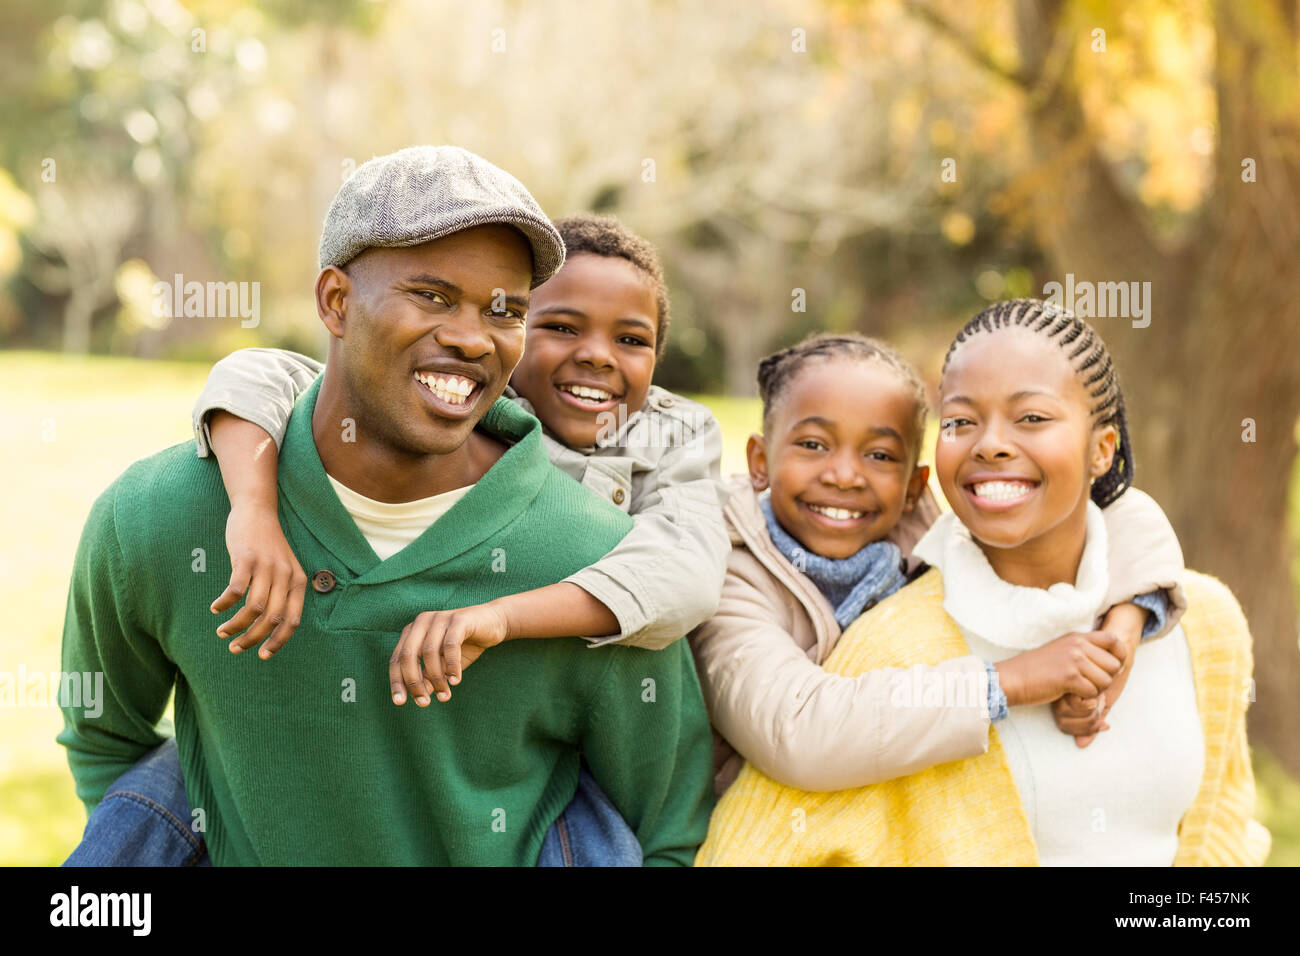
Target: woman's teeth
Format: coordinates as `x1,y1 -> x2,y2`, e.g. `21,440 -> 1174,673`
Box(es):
807,503 -> 865,521
559,384 -> 614,405
972,480 -> 1036,501
414,371 -> 475,405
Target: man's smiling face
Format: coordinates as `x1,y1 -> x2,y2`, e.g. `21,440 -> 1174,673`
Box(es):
330,224 -> 534,458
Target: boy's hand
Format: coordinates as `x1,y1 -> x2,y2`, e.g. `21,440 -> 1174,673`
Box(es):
995,630 -> 1126,709
389,602 -> 511,706
211,503 -> 308,660
1052,603 -> 1146,747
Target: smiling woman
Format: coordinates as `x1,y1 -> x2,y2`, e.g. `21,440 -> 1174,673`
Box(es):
920,300 -> 1214,864
935,304 -> 1126,589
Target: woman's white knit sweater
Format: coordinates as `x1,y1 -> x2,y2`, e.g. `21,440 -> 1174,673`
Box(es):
913,503 -> 1204,866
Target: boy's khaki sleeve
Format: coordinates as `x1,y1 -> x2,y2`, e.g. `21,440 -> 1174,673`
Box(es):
688,551 -> 991,793
192,348 -> 324,457
1100,487 -> 1187,639
565,411 -> 730,650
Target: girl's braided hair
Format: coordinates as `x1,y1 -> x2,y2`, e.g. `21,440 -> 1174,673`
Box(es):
940,298 -> 1133,507
757,332 -> 929,464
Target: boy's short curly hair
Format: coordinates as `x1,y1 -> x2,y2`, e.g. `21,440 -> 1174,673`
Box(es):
553,214 -> 671,359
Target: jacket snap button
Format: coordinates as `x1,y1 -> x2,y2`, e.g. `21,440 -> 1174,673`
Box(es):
612,488 -> 626,505
312,570 -> 338,594
659,396 -> 675,407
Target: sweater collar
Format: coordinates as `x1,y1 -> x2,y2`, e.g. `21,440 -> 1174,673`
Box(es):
278,374 -> 552,583
912,501 -> 1109,650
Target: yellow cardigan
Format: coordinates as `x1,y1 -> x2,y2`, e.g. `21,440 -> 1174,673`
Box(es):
694,569 -> 1270,866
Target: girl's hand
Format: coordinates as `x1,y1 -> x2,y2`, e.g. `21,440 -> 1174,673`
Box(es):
1052,609 -> 1144,747
389,602 -> 511,706
211,503 -> 308,659
996,630 -> 1127,709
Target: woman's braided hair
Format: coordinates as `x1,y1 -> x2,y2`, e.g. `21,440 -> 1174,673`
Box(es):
940,298 -> 1133,508
757,332 -> 930,464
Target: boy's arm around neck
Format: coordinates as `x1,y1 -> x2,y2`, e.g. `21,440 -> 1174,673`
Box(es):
193,347 -> 323,458
563,401 -> 730,649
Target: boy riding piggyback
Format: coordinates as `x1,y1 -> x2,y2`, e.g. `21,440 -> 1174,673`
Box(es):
61,151 -> 725,867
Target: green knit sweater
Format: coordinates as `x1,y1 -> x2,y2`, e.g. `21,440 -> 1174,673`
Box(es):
58,376 -> 715,865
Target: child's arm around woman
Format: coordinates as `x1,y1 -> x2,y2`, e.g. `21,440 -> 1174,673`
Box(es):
690,507 -> 992,794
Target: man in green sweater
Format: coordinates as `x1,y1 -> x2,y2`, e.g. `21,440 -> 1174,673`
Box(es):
58,146 -> 715,866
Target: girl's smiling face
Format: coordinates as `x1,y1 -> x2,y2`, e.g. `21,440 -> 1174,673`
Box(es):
508,252 -> 658,449
748,357 -> 929,560
937,328 -> 1117,580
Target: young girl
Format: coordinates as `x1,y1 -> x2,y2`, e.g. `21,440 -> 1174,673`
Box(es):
690,331 -> 1184,797
695,302 -> 1268,866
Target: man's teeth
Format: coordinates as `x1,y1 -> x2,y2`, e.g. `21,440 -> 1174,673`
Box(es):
560,384 -> 613,403
972,480 -> 1036,501
414,372 -> 475,405
807,503 -> 865,521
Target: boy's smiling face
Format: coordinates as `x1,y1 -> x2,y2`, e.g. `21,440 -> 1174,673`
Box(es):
508,252 -> 658,449
748,357 -> 929,560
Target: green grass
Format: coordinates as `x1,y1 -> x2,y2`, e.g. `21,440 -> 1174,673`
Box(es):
2,351 -> 1297,865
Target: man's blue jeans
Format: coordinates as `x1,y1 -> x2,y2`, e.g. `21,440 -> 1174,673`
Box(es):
63,738 -> 642,867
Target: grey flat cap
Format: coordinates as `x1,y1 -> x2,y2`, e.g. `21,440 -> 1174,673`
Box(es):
318,145 -> 565,288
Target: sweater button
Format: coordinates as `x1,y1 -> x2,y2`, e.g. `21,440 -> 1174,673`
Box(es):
612,488 -> 626,505
311,570 -> 338,594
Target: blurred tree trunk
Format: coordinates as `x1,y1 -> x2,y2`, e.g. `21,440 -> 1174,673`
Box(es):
914,0 -> 1300,772
27,179 -> 137,354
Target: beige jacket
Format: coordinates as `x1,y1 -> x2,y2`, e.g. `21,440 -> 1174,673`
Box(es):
688,476 -> 1188,796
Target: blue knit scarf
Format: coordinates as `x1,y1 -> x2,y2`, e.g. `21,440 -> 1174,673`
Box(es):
759,490 -> 907,630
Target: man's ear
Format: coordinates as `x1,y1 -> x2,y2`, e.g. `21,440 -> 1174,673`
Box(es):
1090,423 -> 1118,478
903,463 -> 930,514
316,266 -> 351,339
745,434 -> 770,492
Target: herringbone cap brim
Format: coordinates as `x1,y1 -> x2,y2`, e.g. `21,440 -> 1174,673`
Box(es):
318,145 -> 565,288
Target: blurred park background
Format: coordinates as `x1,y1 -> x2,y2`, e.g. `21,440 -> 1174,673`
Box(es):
2,0 -> 1298,864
